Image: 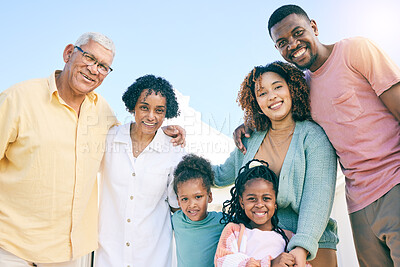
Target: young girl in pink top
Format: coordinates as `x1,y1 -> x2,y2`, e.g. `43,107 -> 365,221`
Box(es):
215,159 -> 308,267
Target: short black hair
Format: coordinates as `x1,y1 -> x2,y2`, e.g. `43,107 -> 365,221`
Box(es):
122,74 -> 180,119
268,4 -> 310,36
173,154 -> 214,195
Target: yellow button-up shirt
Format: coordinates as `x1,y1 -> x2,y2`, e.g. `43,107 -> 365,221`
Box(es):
0,71 -> 118,263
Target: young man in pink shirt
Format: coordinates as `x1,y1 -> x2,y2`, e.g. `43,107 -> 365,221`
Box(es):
235,4 -> 400,267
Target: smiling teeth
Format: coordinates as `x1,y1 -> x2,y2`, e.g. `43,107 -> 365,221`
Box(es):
293,47 -> 306,58
143,122 -> 155,126
82,73 -> 94,81
270,102 -> 282,109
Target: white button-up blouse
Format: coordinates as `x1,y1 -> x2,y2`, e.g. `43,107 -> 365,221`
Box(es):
95,123 -> 185,267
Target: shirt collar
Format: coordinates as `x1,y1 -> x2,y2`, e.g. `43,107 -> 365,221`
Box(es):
48,70 -> 99,104
148,127 -> 170,153
113,122 -> 170,153
113,123 -> 132,144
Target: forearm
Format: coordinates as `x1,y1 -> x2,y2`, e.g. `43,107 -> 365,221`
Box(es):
379,82 -> 400,121
213,149 -> 241,187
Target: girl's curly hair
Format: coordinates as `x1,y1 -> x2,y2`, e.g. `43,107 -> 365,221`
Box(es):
237,61 -> 311,131
122,74 -> 180,119
173,154 -> 214,195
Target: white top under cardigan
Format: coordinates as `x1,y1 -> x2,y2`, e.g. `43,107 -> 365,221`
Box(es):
95,123 -> 185,267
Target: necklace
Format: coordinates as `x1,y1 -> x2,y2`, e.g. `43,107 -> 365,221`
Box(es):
267,124 -> 295,147
130,123 -> 153,157
133,144 -> 140,154
131,138 -> 149,157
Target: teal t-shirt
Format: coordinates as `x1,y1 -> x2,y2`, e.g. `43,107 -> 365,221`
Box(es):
172,210 -> 224,267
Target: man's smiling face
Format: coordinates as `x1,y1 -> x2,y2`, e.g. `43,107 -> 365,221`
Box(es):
271,13 -> 321,71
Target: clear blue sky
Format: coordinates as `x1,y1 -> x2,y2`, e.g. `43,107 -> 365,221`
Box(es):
2,0 -> 399,135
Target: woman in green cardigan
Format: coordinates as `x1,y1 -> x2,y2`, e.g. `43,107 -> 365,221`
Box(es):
213,61 -> 338,267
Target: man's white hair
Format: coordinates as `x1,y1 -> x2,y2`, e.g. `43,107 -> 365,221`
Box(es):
75,32 -> 115,57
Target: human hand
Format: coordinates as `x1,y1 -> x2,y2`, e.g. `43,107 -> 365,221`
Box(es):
162,125 -> 186,147
289,247 -> 308,267
232,123 -> 253,154
271,252 -> 295,267
245,257 -> 261,267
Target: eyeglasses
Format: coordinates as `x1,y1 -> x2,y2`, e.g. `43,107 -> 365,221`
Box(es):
74,46 -> 113,75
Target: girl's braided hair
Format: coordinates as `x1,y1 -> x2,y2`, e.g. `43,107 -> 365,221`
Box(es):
221,159 -> 289,250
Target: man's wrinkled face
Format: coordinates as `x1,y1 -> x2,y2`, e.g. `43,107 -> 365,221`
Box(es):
64,40 -> 113,96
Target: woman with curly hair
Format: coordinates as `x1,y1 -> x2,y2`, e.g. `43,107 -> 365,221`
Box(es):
214,61 -> 338,267
95,75 -> 185,267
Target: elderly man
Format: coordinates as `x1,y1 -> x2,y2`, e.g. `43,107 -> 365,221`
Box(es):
0,32 -> 184,266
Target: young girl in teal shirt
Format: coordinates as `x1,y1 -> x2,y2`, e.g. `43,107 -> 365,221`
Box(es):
172,154 -> 224,267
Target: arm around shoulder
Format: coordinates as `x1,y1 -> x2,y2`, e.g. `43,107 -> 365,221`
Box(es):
213,148 -> 244,187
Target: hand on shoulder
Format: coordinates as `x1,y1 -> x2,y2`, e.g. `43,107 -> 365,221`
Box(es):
162,125 -> 186,147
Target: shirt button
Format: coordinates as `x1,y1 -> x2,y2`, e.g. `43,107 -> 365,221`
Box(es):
127,218 -> 131,223
126,242 -> 130,247
130,196 -> 134,200
132,172 -> 135,176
